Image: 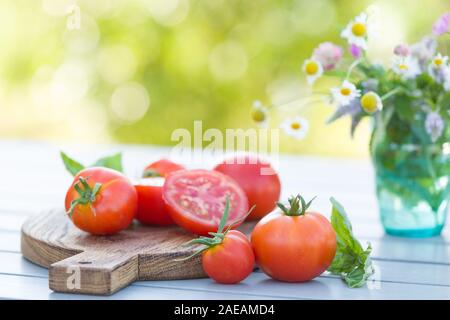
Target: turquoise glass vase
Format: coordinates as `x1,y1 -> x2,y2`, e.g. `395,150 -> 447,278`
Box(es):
371,138 -> 450,237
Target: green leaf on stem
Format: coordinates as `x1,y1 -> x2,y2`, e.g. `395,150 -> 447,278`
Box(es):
276,194 -> 316,216
60,151 -> 124,176
92,153 -> 123,172
327,197 -> 374,288
60,152 -> 85,176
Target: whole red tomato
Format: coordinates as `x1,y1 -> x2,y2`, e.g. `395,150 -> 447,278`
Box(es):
135,159 -> 185,226
251,195 -> 336,282
183,199 -> 255,284
214,156 -> 281,220
65,167 -> 137,235
143,159 -> 185,178
202,230 -> 255,284
163,169 -> 248,235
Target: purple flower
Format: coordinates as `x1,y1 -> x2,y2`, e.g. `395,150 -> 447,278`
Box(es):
411,36 -> 437,68
432,12 -> 450,36
349,44 -> 362,59
425,112 -> 444,142
312,42 -> 344,71
393,44 -> 410,57
361,78 -> 379,92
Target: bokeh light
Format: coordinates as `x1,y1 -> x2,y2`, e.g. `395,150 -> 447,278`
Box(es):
110,82 -> 150,123
209,40 -> 248,81
0,0 -> 448,156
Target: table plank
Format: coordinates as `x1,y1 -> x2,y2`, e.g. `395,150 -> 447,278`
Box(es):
0,274 -> 281,300
3,250 -> 450,288
2,251 -> 450,299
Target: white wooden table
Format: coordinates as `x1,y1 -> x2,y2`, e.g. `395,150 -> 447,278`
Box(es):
1,140 -> 449,300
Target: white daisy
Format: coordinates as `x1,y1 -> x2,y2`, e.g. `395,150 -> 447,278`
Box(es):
302,58 -> 323,85
431,53 -> 448,69
360,91 -> 383,114
250,100 -> 269,128
341,12 -> 375,50
428,53 -> 449,80
392,56 -> 421,80
280,116 -> 309,140
331,80 -> 361,107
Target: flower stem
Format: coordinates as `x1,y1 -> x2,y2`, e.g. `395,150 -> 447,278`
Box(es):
346,59 -> 363,80
269,95 -> 327,111
381,87 -> 403,101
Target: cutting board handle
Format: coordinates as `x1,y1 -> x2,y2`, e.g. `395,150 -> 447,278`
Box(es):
49,250 -> 138,295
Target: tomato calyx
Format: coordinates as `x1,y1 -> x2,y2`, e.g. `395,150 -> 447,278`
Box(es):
177,197 -> 255,261
276,194 -> 316,216
143,168 -> 162,178
67,176 -> 102,218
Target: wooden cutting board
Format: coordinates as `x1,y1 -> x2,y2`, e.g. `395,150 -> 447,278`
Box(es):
21,209 -> 255,295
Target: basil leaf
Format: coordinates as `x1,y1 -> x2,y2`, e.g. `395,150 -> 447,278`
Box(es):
327,197 -> 374,288
60,152 -> 85,176
91,153 -> 123,173
60,151 -> 123,176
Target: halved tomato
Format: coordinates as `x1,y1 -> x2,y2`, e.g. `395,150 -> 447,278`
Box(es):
135,177 -> 174,226
163,169 -> 249,235
135,159 -> 185,226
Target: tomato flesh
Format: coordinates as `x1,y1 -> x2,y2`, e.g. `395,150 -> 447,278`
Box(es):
65,167 -> 137,235
202,230 -> 255,284
163,170 -> 249,235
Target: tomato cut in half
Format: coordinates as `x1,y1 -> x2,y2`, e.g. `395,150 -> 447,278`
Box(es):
163,169 -> 249,235
134,177 -> 175,226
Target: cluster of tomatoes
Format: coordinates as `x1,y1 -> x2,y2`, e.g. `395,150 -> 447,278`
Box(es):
65,155 -> 336,285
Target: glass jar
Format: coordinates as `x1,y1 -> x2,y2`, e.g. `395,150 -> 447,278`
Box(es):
371,140 -> 450,237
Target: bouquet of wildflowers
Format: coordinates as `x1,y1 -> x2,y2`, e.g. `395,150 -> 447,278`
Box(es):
251,8 -> 450,145
251,8 -> 450,221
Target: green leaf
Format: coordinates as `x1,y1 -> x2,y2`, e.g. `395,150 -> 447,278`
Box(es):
217,196 -> 230,234
327,197 -> 374,288
60,151 -> 124,176
60,152 -> 85,176
91,153 -> 123,172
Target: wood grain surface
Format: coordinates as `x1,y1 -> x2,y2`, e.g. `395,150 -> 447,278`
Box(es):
21,208 -> 255,295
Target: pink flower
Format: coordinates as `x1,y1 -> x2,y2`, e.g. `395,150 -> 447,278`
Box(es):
349,44 -> 362,59
432,12 -> 450,36
312,42 -> 343,71
393,44 -> 410,57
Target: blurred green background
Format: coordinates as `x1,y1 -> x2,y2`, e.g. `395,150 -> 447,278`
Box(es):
0,0 -> 448,157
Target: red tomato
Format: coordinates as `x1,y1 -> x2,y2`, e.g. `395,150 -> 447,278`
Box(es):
202,230 -> 255,284
143,159 -> 185,178
214,156 -> 281,220
163,169 -> 249,235
65,167 -> 137,235
251,197 -> 336,282
135,178 -> 174,226
135,159 -> 185,226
